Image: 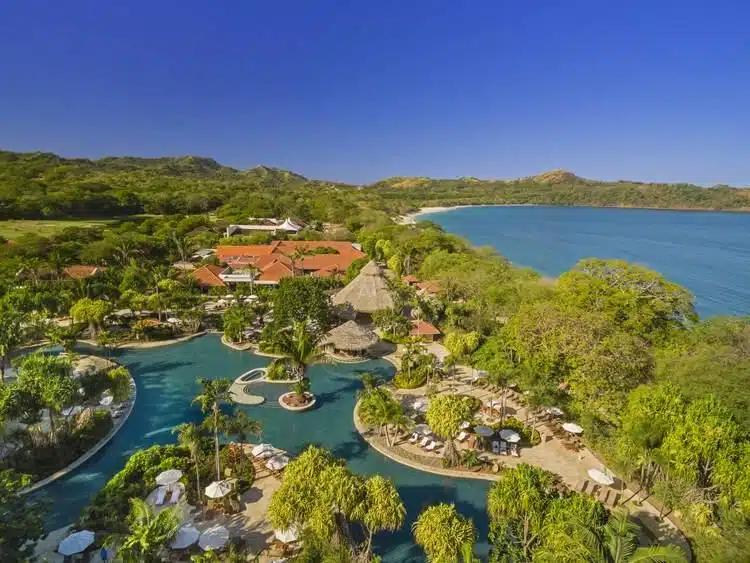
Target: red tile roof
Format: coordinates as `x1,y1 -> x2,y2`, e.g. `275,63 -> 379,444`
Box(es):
192,264 -> 226,288
416,280 -> 441,294
410,319 -> 441,336
63,265 -> 106,279
256,260 -> 294,283
215,241 -> 365,277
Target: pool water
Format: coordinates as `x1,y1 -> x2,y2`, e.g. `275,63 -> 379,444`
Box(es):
37,335 -> 491,562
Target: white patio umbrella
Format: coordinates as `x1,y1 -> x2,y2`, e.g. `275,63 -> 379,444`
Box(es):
474,425 -> 494,437
170,524 -> 200,549
485,399 -> 501,408
414,424 -> 432,436
251,443 -> 276,458
562,422 -> 584,434
58,530 -> 95,556
274,527 -> 299,544
546,407 -> 564,417
99,395 -> 113,406
247,294 -> 259,300
265,454 -> 290,471
198,525 -> 230,551
156,469 -> 183,487
224,294 -> 234,299
204,480 -> 232,499
166,317 -> 181,324
588,468 -> 615,486
62,405 -> 83,417
460,421 -> 472,429
499,429 -> 521,443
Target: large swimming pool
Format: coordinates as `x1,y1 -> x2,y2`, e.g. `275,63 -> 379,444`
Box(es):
38,335 -> 491,562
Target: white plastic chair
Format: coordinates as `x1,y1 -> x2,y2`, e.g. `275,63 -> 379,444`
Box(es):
426,441 -> 437,451
409,433 -> 419,444
456,431 -> 468,442
419,437 -> 430,448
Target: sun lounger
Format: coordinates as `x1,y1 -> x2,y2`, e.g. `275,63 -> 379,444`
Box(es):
456,431 -> 468,442
155,486 -> 167,505
491,441 -> 500,454
598,488 -> 610,504
426,441 -> 437,451
169,487 -> 181,504
409,433 -> 419,444
419,437 -> 430,447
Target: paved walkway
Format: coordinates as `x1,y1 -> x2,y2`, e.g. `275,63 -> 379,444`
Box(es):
373,342 -> 691,558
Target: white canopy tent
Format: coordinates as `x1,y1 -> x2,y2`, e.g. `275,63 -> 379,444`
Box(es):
499,429 -> 521,443
170,525 -> 200,549
414,424 -> 432,436
58,530 -> 95,556
562,422 -> 584,434
204,480 -> 232,499
274,527 -> 299,544
265,454 -> 290,471
198,525 -> 230,551
251,443 -> 276,458
588,468 -> 615,486
156,469 -> 183,487
474,425 -> 494,437
99,395 -> 113,406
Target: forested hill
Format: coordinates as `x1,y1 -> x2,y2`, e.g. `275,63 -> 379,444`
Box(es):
1,149 -> 749,220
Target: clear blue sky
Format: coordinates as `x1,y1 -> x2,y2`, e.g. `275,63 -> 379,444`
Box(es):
1,0 -> 748,185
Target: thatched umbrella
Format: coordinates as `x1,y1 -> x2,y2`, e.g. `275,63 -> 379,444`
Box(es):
332,261 -> 394,314
325,321 -> 379,353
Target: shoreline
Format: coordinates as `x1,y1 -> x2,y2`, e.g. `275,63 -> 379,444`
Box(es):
397,203 -> 750,225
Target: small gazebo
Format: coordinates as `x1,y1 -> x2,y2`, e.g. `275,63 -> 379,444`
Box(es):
324,321 -> 379,356
332,261 -> 394,318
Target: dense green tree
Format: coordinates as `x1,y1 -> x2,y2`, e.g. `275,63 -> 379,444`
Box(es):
557,259 -> 696,343
426,394 -> 476,466
70,297 -> 112,337
172,423 -> 206,504
111,498 -> 180,562
0,469 -> 47,562
358,387 -> 410,446
273,320 -> 326,380
413,503 -> 476,563
192,378 -> 233,481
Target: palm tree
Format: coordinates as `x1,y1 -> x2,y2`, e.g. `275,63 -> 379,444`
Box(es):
597,511 -> 687,562
413,503 -> 476,563
359,388 -> 410,446
173,423 -> 206,504
275,320 -> 327,380
192,378 -> 233,481
113,498 -> 181,562
291,377 -> 311,402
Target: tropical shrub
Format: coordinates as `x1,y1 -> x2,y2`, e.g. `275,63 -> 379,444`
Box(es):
131,319 -> 174,341
392,370 -> 426,389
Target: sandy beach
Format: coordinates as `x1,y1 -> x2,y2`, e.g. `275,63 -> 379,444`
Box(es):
397,204 -> 528,225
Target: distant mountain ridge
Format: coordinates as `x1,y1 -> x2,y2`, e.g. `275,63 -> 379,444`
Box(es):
0,149 -> 748,221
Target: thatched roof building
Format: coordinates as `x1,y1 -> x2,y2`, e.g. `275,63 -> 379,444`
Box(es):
332,261 -> 394,314
324,321 -> 379,352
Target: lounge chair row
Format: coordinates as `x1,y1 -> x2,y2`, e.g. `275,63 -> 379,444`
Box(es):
575,480 -> 621,506
154,485 -> 181,506
408,433 -> 443,452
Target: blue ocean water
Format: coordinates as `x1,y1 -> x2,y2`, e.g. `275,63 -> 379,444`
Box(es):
421,206 -> 750,318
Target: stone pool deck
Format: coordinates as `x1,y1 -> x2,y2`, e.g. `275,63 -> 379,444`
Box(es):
364,343 -> 692,558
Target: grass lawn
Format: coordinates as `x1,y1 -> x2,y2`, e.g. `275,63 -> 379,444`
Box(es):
0,219 -> 118,239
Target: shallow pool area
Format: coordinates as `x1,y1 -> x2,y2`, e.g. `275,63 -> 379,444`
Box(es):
36,335 -> 491,562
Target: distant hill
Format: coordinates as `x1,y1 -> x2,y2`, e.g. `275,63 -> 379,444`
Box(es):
0,149 -> 748,221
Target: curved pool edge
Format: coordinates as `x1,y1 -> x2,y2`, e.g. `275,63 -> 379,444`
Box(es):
21,368 -> 137,496
352,399 -> 497,483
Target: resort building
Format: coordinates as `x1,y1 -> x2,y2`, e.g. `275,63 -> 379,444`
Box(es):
225,217 -> 303,237
332,260 -> 394,318
324,320 -> 379,357
410,319 -> 441,342
192,240 -> 365,288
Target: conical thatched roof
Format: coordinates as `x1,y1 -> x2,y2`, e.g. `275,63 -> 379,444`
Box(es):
325,321 -> 379,352
332,261 -> 394,313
